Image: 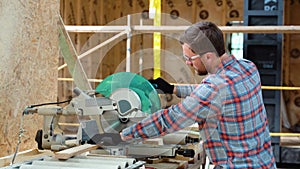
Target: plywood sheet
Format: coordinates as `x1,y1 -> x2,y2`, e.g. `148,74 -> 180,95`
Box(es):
194,0 -> 225,25
224,0 -> 244,22
0,0 -> 59,157
283,1 -> 300,128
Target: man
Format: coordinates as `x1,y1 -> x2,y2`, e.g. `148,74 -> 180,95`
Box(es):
120,21 -> 277,168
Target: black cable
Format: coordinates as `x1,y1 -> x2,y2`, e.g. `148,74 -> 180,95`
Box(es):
28,99 -> 71,108
12,99 -> 72,164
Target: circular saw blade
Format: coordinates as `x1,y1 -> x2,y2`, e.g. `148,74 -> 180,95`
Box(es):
96,72 -> 161,133
96,72 -> 161,114
101,110 -> 146,133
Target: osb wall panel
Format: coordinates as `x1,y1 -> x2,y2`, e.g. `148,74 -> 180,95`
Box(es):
283,1 -> 300,128
194,0 -> 225,25
0,0 -> 59,157
223,0 -> 243,23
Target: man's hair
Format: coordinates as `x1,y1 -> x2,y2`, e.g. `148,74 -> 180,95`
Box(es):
179,21 -> 225,57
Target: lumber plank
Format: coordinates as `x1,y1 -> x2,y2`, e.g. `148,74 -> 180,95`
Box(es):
55,144 -> 98,160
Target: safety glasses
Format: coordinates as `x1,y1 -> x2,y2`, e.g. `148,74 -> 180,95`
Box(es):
182,54 -> 201,62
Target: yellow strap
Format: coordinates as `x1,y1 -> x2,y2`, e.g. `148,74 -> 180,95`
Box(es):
270,132 -> 300,137
262,86 -> 300,90
150,0 -> 161,79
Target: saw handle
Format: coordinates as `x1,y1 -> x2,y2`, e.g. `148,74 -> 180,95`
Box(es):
149,78 -> 174,94
87,133 -> 124,146
176,148 -> 195,158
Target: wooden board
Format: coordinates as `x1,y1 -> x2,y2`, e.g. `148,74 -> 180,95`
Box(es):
55,144 -> 99,160
283,1 -> 300,129
145,158 -> 188,169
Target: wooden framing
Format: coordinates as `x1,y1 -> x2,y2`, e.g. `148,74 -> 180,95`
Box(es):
65,25 -> 300,34
59,24 -> 300,80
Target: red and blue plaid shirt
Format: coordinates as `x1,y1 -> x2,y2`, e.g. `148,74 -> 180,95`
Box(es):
122,55 -> 276,168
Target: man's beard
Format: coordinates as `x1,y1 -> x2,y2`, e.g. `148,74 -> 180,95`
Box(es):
196,69 -> 208,76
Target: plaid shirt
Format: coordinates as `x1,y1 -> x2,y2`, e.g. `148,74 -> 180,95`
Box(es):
122,55 -> 276,169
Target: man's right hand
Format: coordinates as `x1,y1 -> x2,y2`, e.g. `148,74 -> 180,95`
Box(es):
149,78 -> 174,94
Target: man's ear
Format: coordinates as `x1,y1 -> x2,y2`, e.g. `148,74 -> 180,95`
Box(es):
205,53 -> 210,60
203,52 -> 211,60
205,52 -> 216,60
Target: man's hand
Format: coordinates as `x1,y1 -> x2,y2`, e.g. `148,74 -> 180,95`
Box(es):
149,78 -> 174,94
87,133 -> 124,146
120,132 -> 125,141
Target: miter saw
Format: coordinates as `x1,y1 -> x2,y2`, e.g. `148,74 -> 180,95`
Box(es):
23,72 -> 160,151
24,72 -> 197,159
19,19 -> 199,160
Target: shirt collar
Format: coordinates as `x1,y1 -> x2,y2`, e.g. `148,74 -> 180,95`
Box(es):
215,54 -> 237,74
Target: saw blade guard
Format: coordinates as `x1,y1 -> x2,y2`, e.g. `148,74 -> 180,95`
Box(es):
96,72 -> 161,114
95,72 -> 161,133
